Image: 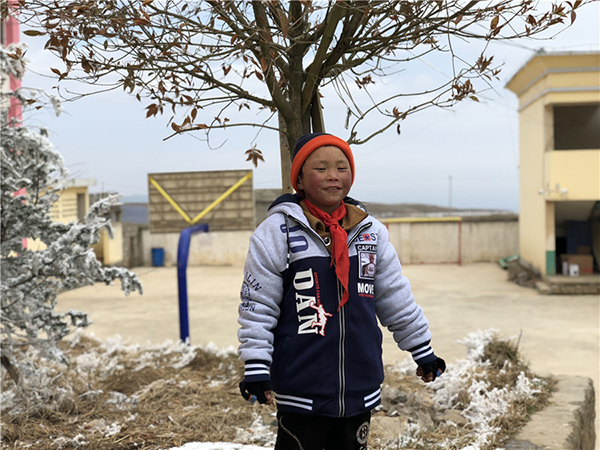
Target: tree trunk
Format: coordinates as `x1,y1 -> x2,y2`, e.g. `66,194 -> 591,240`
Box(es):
278,89 -> 326,192
278,112 -> 293,194
311,90 -> 325,133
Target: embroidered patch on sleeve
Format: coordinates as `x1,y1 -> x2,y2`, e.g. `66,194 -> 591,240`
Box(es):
358,248 -> 377,280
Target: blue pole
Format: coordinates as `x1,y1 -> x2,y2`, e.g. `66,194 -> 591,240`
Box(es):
177,223 -> 209,344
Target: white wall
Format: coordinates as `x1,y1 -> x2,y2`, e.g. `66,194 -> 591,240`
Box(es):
141,217 -> 518,267
385,218 -> 518,265
143,230 -> 253,267
460,220 -> 519,263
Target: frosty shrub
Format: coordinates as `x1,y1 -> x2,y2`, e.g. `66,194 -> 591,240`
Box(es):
0,42 -> 142,389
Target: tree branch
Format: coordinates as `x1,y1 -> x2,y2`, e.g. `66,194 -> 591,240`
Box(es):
301,2 -> 346,115
1,355 -> 20,385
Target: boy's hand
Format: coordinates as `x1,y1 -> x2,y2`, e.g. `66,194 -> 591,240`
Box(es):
416,357 -> 446,383
239,380 -> 274,405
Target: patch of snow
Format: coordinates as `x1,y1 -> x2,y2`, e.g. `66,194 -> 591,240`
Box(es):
106,391 -> 138,410
457,328 -> 500,362
392,356 -> 418,376
104,422 -> 122,437
514,371 -> 544,399
397,423 -> 422,447
52,434 -> 88,449
207,379 -> 228,388
49,94 -> 63,117
78,389 -> 104,400
0,388 -> 16,411
426,329 -> 542,450
234,413 -> 277,447
81,418 -> 122,438
204,342 -> 237,358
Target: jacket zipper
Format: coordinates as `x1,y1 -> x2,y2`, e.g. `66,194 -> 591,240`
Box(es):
287,214 -> 372,417
337,279 -> 346,417
337,222 -> 372,417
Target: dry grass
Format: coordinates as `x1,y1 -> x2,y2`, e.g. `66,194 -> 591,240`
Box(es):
369,334 -> 555,450
1,333 -> 554,450
483,338 -> 556,444
1,335 -> 259,449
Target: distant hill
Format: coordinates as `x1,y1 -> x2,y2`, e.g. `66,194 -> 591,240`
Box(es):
362,201 -> 457,217
121,203 -> 149,224
117,189 -> 515,226
121,194 -> 149,203
254,189 -> 514,225
360,201 -> 508,218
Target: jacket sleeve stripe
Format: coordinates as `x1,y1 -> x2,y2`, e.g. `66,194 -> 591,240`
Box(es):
275,393 -> 313,405
243,361 -> 271,381
364,388 -> 381,402
411,346 -> 433,360
275,393 -> 314,411
244,363 -> 270,376
244,368 -> 270,377
275,399 -> 313,411
364,388 -> 382,408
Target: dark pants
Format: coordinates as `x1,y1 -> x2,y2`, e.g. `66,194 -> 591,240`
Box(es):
274,411 -> 371,450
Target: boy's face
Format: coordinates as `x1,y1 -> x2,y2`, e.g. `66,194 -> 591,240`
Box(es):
297,145 -> 352,214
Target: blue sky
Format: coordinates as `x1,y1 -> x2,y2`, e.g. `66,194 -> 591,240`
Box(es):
20,2 -> 599,211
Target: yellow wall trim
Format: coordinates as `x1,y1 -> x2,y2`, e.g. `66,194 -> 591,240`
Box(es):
518,87 -> 600,112
514,66 -> 599,97
385,217 -> 462,224
191,171 -> 252,224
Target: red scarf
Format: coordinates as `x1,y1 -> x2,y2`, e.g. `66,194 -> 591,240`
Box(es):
303,200 -> 350,310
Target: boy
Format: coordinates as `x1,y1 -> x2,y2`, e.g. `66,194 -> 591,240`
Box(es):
238,133 -> 445,449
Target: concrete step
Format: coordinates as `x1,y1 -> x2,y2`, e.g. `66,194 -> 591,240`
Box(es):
543,274 -> 600,295
535,281 -> 552,295
506,375 -> 596,450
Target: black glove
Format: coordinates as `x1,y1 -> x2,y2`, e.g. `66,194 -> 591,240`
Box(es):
239,380 -> 272,404
419,357 -> 446,381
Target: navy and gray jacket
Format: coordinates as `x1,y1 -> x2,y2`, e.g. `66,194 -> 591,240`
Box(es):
238,194 -> 436,418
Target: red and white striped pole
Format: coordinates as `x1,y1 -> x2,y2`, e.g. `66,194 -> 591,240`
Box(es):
5,2 -> 27,248
6,0 -> 22,125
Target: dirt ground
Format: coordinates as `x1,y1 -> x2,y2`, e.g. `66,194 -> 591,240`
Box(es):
2,329 -> 551,449
55,262 -> 600,439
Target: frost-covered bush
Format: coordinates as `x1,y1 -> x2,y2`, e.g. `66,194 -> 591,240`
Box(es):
385,329 -> 550,450
0,42 -> 142,388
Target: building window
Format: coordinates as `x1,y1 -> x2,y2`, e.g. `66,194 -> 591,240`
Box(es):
77,193 -> 86,220
553,104 -> 600,150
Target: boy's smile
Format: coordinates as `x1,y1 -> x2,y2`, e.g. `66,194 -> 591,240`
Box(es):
297,145 -> 353,214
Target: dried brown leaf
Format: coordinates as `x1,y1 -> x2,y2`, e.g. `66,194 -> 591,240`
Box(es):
490,15 -> 499,29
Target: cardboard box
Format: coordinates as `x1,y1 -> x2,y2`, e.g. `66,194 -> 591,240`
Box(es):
577,246 -> 592,255
561,254 -> 594,274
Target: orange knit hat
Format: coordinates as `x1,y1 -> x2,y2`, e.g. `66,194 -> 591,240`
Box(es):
290,133 -> 355,193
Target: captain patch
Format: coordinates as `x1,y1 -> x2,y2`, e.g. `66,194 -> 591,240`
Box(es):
358,250 -> 377,280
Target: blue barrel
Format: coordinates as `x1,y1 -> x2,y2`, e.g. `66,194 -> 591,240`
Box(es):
151,248 -> 165,267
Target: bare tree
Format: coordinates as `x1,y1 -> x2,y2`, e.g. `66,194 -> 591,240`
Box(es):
14,0 -> 586,191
